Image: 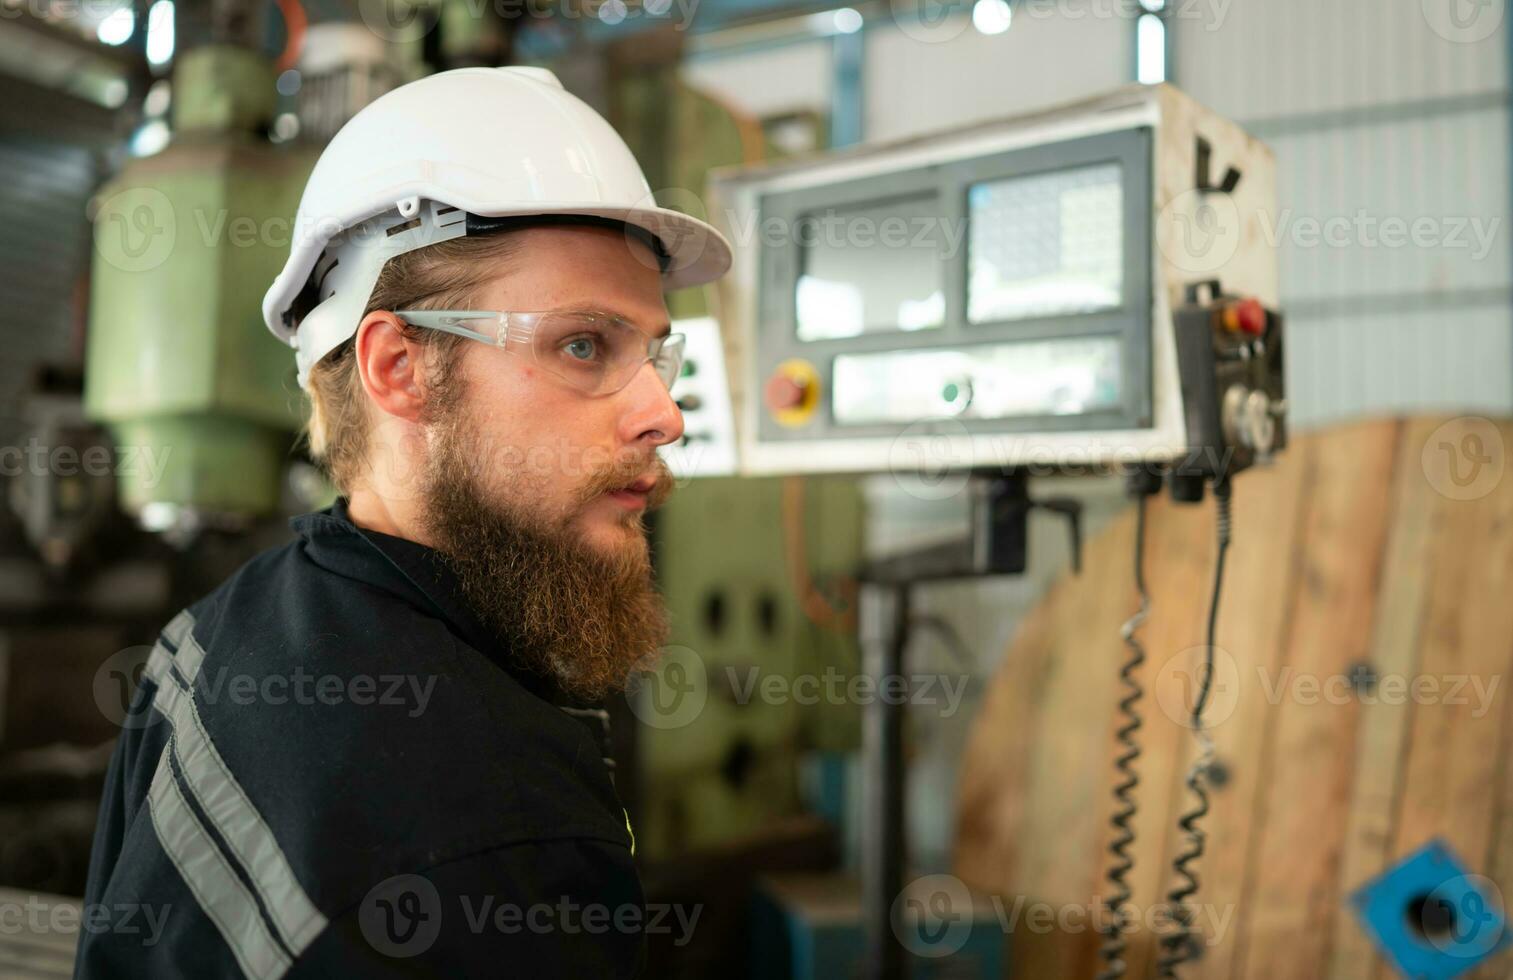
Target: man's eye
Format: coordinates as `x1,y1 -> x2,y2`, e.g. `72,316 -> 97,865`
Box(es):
564,337 -> 598,361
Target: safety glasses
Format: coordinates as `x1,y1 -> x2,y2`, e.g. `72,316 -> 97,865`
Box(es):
393,309 -> 686,397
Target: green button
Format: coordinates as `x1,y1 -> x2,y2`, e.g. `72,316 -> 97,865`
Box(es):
942,382 -> 959,403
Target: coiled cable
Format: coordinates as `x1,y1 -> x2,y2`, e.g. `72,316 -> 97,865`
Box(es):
1156,479 -> 1232,979
1097,491 -> 1152,980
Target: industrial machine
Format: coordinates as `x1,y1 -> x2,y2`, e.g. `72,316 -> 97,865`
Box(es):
84,43 -> 317,534
708,84 -> 1287,979
711,83 -> 1282,479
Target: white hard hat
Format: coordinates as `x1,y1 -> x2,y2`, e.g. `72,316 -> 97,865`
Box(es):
262,66 -> 732,387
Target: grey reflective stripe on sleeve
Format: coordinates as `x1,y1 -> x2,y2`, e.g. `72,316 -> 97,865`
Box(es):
142,612 -> 330,972
174,625 -> 209,685
148,747 -> 294,980
155,678 -> 329,953
162,607 -> 195,648
141,607 -> 195,691
142,639 -> 174,690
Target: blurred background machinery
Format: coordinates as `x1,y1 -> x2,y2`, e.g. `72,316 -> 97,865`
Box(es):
85,42 -> 314,532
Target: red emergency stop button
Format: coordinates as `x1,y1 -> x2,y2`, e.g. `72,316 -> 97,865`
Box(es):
1224,297 -> 1267,336
765,373 -> 807,412
765,359 -> 821,428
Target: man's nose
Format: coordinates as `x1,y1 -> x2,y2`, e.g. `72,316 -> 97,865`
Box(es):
617,360 -> 686,448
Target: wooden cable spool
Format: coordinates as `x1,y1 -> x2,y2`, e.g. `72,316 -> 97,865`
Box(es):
953,418 -> 1513,980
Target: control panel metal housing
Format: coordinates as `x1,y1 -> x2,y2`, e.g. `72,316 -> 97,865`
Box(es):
708,84 -> 1278,476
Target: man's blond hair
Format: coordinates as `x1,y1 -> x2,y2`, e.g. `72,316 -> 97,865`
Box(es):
303,233 -> 523,496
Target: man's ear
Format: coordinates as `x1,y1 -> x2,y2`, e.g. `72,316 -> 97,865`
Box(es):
354,312 -> 431,422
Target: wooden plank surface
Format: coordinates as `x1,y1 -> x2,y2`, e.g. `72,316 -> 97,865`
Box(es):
1188,431 -> 1315,980
1226,420 -> 1401,980
1034,510 -> 1153,980
1119,493 -> 1218,980
956,418 -> 1513,980
1327,418 -> 1443,980
955,510 -> 1138,977
1384,418 -> 1513,980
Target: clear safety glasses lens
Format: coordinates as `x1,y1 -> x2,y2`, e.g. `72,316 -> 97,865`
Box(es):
528,313 -> 683,396
402,311 -> 685,397
651,332 -> 686,389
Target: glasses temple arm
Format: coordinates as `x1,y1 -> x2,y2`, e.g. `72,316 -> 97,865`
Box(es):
393,311 -> 502,347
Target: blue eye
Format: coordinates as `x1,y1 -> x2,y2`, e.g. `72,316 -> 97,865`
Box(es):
565,337 -> 597,361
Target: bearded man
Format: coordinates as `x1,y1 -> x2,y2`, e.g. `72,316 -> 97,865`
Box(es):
76,66 -> 730,979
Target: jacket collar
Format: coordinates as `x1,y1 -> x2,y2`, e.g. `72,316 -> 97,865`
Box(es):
289,498 -> 563,704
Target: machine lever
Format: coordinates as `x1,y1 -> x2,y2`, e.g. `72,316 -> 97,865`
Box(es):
1195,136 -> 1242,194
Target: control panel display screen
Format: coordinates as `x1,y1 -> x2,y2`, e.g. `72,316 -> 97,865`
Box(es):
795,194 -> 946,341
749,126 -> 1153,447
968,162 -> 1124,324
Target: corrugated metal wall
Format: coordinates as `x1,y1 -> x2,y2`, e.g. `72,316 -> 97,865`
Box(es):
861,9 -> 1130,142
0,75 -> 117,448
1172,0 -> 1511,426
680,6 -> 1130,145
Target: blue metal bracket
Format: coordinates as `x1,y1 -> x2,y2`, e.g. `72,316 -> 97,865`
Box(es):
1350,839 -> 1511,979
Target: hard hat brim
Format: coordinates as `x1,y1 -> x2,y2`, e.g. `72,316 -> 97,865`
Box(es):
262,200 -> 732,347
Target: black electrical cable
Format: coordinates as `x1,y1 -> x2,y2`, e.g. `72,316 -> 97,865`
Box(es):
1156,478 -> 1233,979
1097,492 -> 1151,980
1195,480 -> 1233,722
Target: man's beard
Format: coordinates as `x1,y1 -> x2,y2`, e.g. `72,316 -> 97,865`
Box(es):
416,408 -> 674,704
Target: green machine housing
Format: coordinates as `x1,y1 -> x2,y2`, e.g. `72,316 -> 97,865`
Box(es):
641,475 -> 864,860
85,46 -> 317,526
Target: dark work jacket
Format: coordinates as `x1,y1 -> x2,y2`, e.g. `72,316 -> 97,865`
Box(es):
75,498 -> 643,978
